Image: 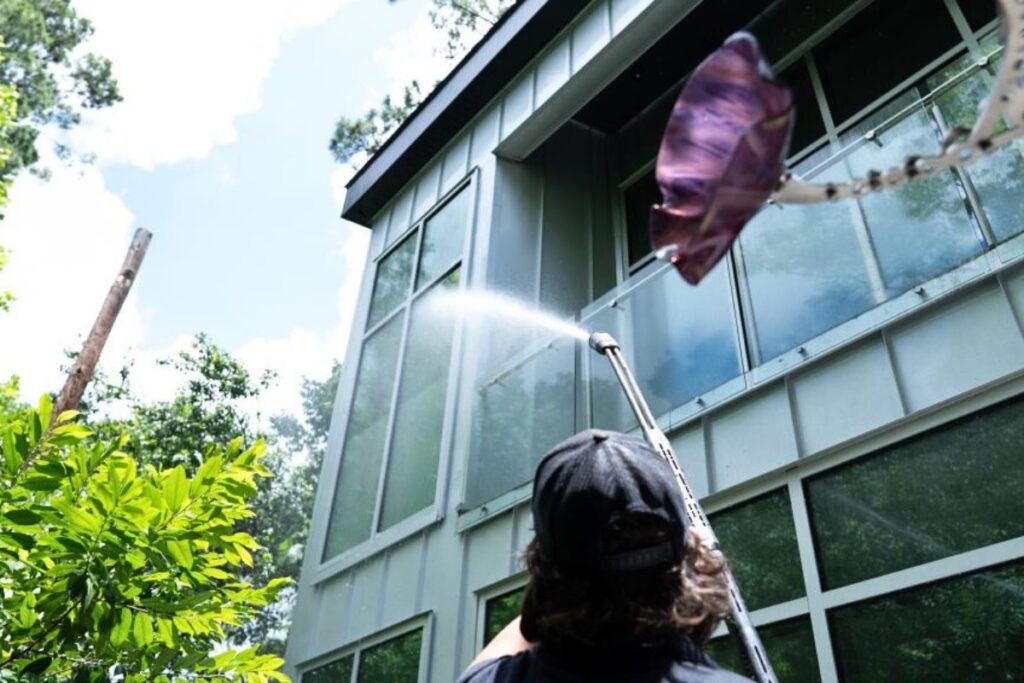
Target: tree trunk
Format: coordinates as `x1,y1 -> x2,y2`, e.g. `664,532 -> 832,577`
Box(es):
51,228 -> 152,425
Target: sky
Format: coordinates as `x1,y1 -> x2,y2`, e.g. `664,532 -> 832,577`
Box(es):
0,0 -> 457,420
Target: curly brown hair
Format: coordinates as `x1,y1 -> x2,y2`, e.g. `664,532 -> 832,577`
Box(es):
519,513 -> 730,652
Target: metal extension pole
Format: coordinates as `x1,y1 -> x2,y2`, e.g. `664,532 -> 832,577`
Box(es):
589,332 -> 778,683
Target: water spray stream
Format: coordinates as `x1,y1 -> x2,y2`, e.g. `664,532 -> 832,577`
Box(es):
432,289 -> 590,342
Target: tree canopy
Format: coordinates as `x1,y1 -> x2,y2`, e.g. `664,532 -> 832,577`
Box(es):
0,0 -> 121,181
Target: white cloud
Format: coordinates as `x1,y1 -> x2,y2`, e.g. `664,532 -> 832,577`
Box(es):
0,158 -> 143,400
69,0 -> 353,169
372,6 -> 455,96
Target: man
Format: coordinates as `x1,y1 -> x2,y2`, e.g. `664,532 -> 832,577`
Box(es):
457,429 -> 749,683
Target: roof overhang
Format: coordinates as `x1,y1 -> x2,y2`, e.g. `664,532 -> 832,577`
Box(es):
341,0 -> 591,226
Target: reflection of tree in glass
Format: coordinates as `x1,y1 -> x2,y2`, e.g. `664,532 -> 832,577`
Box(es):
928,51 -> 1024,243
706,616 -> 819,683
304,654 -> 354,683
325,316 -> 404,557
465,347 -> 576,508
806,394 -> 1024,589
369,234 -> 417,327
842,96 -> 982,296
418,188 -> 470,288
485,589 -> 525,643
709,489 -> 804,610
830,562 -> 1024,682
739,146 -> 878,360
357,629 -> 423,683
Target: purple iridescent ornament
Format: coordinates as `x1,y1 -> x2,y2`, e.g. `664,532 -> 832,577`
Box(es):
651,32 -> 793,285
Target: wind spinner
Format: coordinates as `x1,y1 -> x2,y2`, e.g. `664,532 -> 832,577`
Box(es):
653,0 -> 1024,284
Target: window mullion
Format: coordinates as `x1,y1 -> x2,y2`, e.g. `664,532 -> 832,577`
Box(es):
942,0 -> 983,54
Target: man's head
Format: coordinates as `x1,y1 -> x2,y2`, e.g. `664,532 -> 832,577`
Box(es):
531,429 -> 689,578
520,429 -> 729,651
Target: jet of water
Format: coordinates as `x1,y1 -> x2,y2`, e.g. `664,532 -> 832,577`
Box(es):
430,289 -> 590,342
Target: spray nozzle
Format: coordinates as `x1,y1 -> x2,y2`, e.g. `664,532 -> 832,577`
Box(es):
588,332 -> 619,355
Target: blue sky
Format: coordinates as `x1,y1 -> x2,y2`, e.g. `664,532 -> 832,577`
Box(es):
0,0 -> 452,417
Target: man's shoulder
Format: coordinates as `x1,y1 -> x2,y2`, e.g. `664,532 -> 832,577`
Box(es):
455,652 -> 535,683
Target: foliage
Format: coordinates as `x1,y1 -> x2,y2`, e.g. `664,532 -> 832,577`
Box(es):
0,0 -> 121,180
328,0 -> 514,165
0,48 -> 15,310
328,82 -> 421,165
84,337 -> 339,656
0,395 -> 290,682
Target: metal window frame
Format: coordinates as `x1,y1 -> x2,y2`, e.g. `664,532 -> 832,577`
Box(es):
474,576 -> 528,650
296,612 -> 435,683
314,173 -> 479,580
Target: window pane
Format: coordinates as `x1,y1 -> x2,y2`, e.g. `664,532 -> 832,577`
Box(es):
379,270 -> 460,530
829,562 -> 1024,682
304,655 -> 354,683
368,234 -> 416,328
485,588 -> 524,644
624,170 -> 660,266
465,339 -> 576,508
780,61 -> 824,155
357,630 -> 423,683
706,617 -> 819,683
806,395 -> 1024,589
929,52 -> 1024,243
958,0 -> 997,31
814,0 -> 961,125
738,146 -> 878,362
840,92 -> 984,296
324,316 -> 404,559
709,489 -> 805,610
417,188 -> 470,289
589,262 -> 742,431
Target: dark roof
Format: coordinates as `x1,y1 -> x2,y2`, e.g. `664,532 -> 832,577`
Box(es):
341,0 -> 591,226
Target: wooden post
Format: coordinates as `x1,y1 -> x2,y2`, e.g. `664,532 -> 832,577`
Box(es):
51,228 -> 152,425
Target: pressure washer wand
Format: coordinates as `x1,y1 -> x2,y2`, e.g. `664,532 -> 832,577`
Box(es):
588,332 -> 778,683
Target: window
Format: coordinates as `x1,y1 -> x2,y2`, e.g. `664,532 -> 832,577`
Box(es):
484,588 -> 525,644
709,488 -> 804,610
805,394 -> 1024,590
706,617 -> 819,683
828,562 -> 1024,681
325,186 -> 471,560
623,169 -> 661,269
303,629 -> 423,683
587,260 -> 743,431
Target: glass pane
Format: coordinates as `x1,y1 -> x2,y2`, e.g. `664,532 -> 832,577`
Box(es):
814,0 -> 961,125
589,262 -> 742,431
304,655 -> 354,683
324,316 -> 404,559
780,61 -> 825,156
368,234 -> 416,328
624,169 -> 660,266
829,562 -> 1024,682
806,395 -> 1024,589
464,339 -> 576,509
417,188 -> 470,289
841,92 -> 984,296
484,588 -> 524,644
709,489 -> 805,610
739,146 -> 878,362
357,630 -> 423,683
379,270 -> 461,530
958,0 -> 997,31
706,617 -> 819,683
929,54 -> 1024,243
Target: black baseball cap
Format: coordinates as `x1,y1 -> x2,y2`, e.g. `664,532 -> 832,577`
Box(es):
531,429 -> 689,578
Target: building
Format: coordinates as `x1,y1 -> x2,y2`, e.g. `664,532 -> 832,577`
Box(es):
285,0 -> 1024,680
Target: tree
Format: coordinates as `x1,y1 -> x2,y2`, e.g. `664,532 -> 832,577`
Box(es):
328,0 -> 514,165
82,337 -> 341,657
0,0 -> 121,181
0,395 -> 290,682
0,48 -> 15,310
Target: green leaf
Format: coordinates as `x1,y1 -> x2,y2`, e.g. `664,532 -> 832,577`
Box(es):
166,539 -> 194,569
110,607 -> 132,646
37,394 -> 53,431
56,409 -> 81,424
21,476 -> 62,492
0,531 -> 36,549
21,656 -> 52,675
156,616 -> 176,648
133,611 -> 154,647
163,465 -> 188,512
3,509 -> 41,525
